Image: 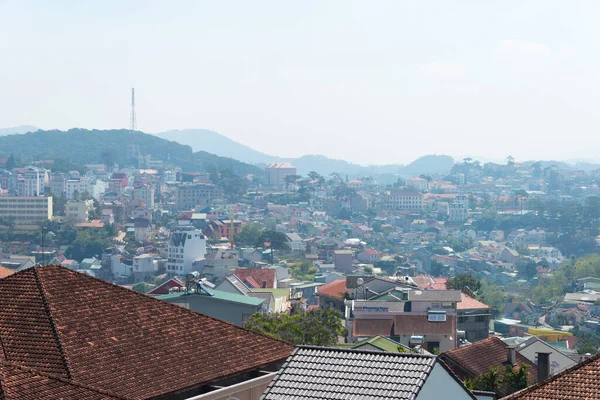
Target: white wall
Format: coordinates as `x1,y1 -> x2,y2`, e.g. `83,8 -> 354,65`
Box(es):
417,362 -> 473,400
517,340 -> 576,375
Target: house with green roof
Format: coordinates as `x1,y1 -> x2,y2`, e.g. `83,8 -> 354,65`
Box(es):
338,335 -> 416,353
157,287 -> 264,326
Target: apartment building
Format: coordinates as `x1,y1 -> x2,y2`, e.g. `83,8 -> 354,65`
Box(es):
0,196 -> 53,225
265,162 -> 297,186
166,224 -> 206,274
65,200 -> 94,223
382,191 -> 424,210
175,183 -> 223,210
17,167 -> 48,197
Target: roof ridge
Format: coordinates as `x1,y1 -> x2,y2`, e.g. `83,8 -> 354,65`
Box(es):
435,357 -> 478,400
297,345 -> 436,359
31,266 -> 73,380
0,360 -> 131,400
501,352 -> 600,399
32,265 -> 294,348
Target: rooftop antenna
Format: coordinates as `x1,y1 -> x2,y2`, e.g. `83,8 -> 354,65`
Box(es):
127,88 -> 140,166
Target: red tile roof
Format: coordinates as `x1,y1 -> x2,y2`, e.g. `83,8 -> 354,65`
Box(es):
146,276 -> 185,295
317,279 -> 348,299
234,268 -> 276,288
394,315 -> 456,336
0,265 -> 293,399
440,336 -> 537,381
353,319 -> 394,337
0,362 -> 125,399
501,353 -> 600,400
458,293 -> 491,310
0,265 -> 15,279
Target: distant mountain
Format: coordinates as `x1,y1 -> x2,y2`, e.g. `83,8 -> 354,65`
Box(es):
0,125 -> 39,135
155,129 -> 456,178
154,129 -> 273,164
0,129 -> 262,176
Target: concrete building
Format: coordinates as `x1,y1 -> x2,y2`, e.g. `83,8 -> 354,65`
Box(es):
382,191 -> 424,210
133,254 -> 156,282
166,223 -> 206,275
65,177 -> 105,201
448,203 -> 468,224
265,162 -> 297,186
176,183 -> 224,210
65,200 -> 94,223
408,177 -> 429,192
18,167 -> 48,197
48,172 -> 66,197
0,196 -> 52,225
132,177 -> 155,209
334,249 -> 354,273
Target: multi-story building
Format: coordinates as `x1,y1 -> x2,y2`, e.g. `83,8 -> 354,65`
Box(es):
408,177 -> 429,192
48,172 -> 66,197
65,200 -> 94,223
457,293 -> 491,343
166,223 -> 206,275
0,171 -> 17,194
348,289 -> 463,353
448,203 -> 468,223
382,191 -> 424,211
132,177 -> 155,209
65,177 -> 105,201
0,196 -> 52,225
175,183 -> 223,210
265,162 -> 297,186
133,253 -> 156,282
18,167 -> 48,197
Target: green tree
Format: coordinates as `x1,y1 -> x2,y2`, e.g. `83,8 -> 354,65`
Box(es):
6,153 -> 16,170
234,222 -> 264,247
500,364 -> 529,395
289,260 -> 318,281
64,230 -> 109,261
446,274 -> 481,297
517,260 -> 538,280
244,308 -> 346,346
256,230 -> 289,250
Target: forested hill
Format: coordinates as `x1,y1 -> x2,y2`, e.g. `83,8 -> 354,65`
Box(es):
0,129 -> 262,176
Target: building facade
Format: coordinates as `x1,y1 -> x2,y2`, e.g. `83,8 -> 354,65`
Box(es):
382,192 -> 424,210
0,196 -> 53,225
176,183 -> 224,210
166,224 -> 207,274
265,162 -> 297,186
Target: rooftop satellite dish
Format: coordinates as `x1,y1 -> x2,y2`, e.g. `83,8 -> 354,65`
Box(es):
357,278 -> 364,285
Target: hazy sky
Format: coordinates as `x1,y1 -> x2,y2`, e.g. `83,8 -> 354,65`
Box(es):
2,1 -> 600,165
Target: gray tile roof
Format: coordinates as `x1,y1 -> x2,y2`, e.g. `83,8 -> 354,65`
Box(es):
261,346 -> 436,400
407,290 -> 462,302
227,275 -> 251,294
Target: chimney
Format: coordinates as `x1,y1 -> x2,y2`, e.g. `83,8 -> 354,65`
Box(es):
507,345 -> 517,366
537,352 -> 551,382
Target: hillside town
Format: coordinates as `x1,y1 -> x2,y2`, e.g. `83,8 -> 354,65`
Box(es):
0,148 -> 600,398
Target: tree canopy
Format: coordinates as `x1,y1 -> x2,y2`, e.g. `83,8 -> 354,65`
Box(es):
446,274 -> 481,297
244,308 -> 346,346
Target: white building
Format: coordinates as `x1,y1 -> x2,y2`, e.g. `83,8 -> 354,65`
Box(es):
0,196 -> 52,225
408,177 -> 429,192
18,167 -> 49,197
65,177 -> 105,201
448,203 -> 468,223
65,200 -> 94,223
383,191 -> 424,210
132,180 -> 155,209
133,254 -> 156,282
166,223 -> 207,275
265,162 -> 297,186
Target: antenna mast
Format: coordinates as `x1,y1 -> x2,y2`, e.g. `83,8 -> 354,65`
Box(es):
127,87 -> 140,165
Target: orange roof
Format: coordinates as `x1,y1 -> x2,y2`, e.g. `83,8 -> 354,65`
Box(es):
317,279 -> 348,299
0,266 -> 15,279
458,293 -> 491,310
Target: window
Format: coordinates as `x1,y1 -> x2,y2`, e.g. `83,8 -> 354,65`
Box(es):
430,302 -> 441,309
476,316 -> 487,323
428,311 -> 447,322
458,316 -> 467,324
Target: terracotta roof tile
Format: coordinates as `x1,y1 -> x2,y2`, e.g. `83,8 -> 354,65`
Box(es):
458,293 -> 491,310
317,279 -> 348,299
234,268 -> 276,288
353,319 -> 394,337
0,265 -> 293,399
501,353 -> 600,400
394,314 -> 456,336
0,265 -> 15,279
440,336 -> 537,382
0,362 -> 125,400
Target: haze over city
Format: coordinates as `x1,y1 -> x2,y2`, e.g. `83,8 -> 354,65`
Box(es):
2,0 -> 600,164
